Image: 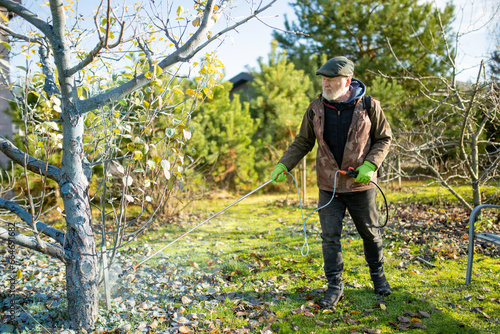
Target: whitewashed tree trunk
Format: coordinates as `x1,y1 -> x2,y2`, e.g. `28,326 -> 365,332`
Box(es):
60,112 -> 98,328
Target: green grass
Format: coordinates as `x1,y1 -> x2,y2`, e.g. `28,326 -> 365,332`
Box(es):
382,180 -> 499,205
125,191 -> 500,333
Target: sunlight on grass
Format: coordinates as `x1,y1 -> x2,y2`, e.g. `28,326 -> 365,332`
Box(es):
121,190 -> 500,334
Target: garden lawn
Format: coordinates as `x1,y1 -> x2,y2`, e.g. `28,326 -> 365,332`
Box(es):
2,190 -> 499,333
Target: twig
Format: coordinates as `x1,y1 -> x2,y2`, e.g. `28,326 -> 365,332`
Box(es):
414,256 -> 436,268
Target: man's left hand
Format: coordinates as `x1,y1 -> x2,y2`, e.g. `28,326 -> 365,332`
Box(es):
355,161 -> 377,184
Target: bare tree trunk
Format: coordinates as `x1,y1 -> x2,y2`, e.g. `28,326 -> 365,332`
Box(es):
60,112 -> 98,329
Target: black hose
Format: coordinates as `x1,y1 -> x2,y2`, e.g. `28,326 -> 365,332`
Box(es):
370,180 -> 389,228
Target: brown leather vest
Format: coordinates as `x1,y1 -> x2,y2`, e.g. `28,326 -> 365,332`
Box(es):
311,98 -> 376,193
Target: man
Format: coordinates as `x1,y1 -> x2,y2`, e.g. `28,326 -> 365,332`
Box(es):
270,56 -> 392,308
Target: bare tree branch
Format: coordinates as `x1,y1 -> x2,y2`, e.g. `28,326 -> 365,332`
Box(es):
0,0 -> 53,37
39,42 -> 61,97
64,1 -> 126,78
0,197 -> 65,245
0,22 -> 42,44
0,226 -> 69,262
76,0 -> 278,114
0,135 -> 61,182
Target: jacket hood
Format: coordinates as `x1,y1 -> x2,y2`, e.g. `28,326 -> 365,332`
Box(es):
346,78 -> 366,103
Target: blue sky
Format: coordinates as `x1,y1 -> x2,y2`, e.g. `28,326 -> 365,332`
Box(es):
14,0 -> 495,83
213,0 -> 495,82
213,0 -> 494,81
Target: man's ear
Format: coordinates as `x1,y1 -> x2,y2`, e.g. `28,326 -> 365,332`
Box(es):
345,77 -> 352,87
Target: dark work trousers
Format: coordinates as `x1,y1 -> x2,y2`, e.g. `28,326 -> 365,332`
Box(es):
318,188 -> 384,288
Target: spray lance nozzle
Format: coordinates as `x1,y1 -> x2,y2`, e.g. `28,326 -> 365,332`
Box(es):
338,166 -> 358,179
118,263 -> 140,278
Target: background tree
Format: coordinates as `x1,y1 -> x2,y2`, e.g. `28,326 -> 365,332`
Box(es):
384,18 -> 500,210
490,50 -> 500,82
246,42 -> 314,179
191,82 -> 259,191
274,0 -> 455,88
0,0 -> 277,330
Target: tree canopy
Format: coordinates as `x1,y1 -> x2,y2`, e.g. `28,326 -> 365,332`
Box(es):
273,0 -> 456,90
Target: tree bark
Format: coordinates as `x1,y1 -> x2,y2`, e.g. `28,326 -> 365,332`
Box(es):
60,110 -> 98,330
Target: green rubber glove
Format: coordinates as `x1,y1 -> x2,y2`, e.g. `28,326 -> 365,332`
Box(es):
355,161 -> 377,184
270,163 -> 288,184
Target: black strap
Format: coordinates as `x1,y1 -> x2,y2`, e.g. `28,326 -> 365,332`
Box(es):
362,95 -> 372,119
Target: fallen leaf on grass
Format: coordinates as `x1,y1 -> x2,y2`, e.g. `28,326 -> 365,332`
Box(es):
413,322 -> 427,329
419,311 -> 431,318
471,307 -> 491,319
304,310 -> 315,317
346,318 -> 361,325
398,323 -> 411,330
361,328 -> 382,334
405,311 -> 419,317
178,325 -> 192,333
398,316 -> 410,323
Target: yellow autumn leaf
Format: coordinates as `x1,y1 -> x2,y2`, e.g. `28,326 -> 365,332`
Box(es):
16,268 -> 22,279
154,64 -> 163,76
203,87 -> 213,99
0,13 -> 9,23
176,5 -> 184,17
172,87 -> 184,95
132,151 -> 143,160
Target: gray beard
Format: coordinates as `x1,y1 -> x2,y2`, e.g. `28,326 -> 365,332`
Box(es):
322,87 -> 347,101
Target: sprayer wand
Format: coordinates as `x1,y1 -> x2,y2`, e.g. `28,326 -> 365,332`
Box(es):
118,178 -> 276,278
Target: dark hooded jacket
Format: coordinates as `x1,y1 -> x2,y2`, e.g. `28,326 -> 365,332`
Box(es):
278,78 -> 392,193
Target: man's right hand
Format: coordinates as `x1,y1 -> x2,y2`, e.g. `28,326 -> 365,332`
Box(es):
270,163 -> 288,184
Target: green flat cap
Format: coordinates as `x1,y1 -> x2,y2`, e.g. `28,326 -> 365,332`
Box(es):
316,56 -> 354,77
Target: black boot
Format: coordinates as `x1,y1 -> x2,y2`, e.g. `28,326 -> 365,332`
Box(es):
370,270 -> 391,296
318,282 -> 344,308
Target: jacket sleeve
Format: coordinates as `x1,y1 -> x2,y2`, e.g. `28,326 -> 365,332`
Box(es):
365,98 -> 392,169
278,107 -> 316,171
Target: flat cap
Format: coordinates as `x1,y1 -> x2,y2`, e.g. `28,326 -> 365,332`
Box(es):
316,56 -> 354,77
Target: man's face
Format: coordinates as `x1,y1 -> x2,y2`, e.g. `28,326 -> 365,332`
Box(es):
321,76 -> 351,101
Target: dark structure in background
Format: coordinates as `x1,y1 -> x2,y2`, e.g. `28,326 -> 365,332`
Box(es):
229,72 -> 253,100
